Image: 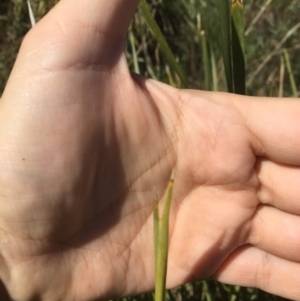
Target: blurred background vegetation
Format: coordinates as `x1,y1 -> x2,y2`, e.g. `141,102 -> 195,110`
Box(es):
0,0 -> 299,300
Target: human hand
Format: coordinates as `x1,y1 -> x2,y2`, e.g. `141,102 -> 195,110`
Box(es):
1,0 -> 300,300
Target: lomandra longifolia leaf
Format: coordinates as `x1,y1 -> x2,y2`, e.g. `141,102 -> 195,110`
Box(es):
138,0 -> 188,88
217,0 -> 233,92
217,0 -> 245,94
231,0 -> 245,53
283,49 -> 298,97
231,0 -> 245,94
153,171 -> 174,301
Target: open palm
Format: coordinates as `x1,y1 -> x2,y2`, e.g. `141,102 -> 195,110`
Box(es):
1,1 -> 300,300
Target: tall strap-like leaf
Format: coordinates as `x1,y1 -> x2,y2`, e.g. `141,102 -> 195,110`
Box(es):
217,0 -> 245,94
231,0 -> 245,94
139,0 -> 188,88
283,49 -> 298,97
153,171 -> 174,301
217,0 -> 233,92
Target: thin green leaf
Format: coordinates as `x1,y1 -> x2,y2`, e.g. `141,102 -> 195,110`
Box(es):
217,0 -> 233,92
129,29 -> 140,74
231,0 -> 245,94
200,30 -> 211,91
278,55 -> 284,97
217,0 -> 245,94
165,65 -> 175,87
202,281 -> 213,301
283,49 -> 298,97
138,0 -> 187,88
210,48 -> 219,91
231,0 -> 245,53
153,188 -> 159,274
154,171 -> 174,301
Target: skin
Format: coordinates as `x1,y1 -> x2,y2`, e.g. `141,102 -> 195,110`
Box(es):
0,0 -> 300,300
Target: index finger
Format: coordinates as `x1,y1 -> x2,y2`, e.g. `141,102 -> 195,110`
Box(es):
232,94 -> 300,165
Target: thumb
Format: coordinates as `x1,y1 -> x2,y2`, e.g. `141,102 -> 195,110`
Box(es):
13,0 -> 139,73
2,0 -> 139,102
68,0 -> 140,39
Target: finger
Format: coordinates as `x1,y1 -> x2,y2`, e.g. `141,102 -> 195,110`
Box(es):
257,159 -> 300,214
232,95 -> 300,165
58,0 -> 140,39
15,0 -> 139,72
214,246 -> 300,301
248,205 -> 300,262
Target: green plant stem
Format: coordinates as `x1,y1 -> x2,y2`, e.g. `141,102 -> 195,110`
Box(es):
283,49 -> 298,97
153,171 -> 174,301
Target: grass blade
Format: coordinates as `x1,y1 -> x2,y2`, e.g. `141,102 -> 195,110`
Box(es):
27,0 -> 36,27
154,171 -> 174,301
217,0 -> 245,94
217,0 -> 233,92
278,55 -> 284,97
202,281 -> 213,301
231,0 -> 245,94
165,65 -> 175,87
153,189 -> 159,276
129,29 -> 140,74
283,49 -> 298,97
138,0 -> 188,88
200,30 -> 211,91
211,48 -> 219,91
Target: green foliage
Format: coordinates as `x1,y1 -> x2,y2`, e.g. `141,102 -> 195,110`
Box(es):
244,0 -> 300,96
114,281 -> 290,301
283,48 -> 298,97
153,172 -> 174,301
139,0 -> 187,87
231,0 -> 245,94
217,0 -> 233,92
1,0 -> 299,95
217,0 -> 246,94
